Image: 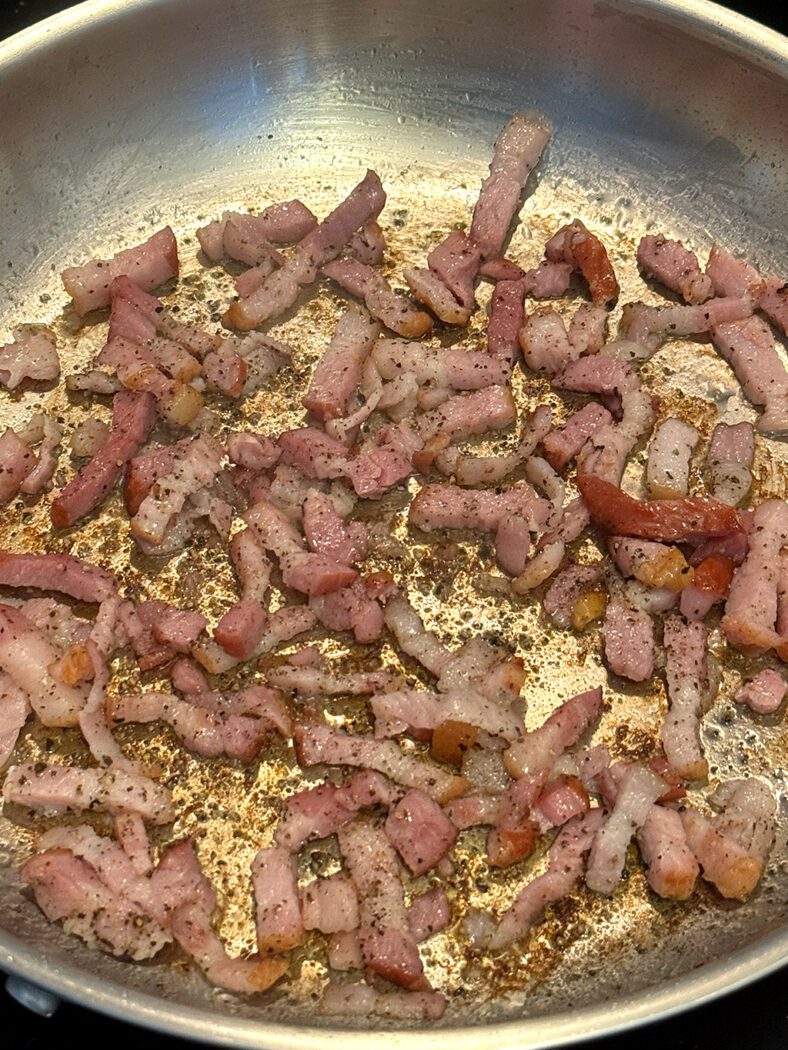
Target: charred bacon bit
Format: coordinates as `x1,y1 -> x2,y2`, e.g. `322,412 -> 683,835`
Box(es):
578,475 -> 743,543
545,220 -> 619,305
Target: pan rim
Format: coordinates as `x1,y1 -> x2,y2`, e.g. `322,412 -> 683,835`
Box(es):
0,0 -> 786,1043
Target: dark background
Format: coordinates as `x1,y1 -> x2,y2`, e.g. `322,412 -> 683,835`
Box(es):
0,0 -> 786,1047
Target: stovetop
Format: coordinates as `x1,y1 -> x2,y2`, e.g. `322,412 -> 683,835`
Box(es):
0,0 -> 786,1046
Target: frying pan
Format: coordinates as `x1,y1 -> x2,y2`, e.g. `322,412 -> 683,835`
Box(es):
0,0 -> 786,1046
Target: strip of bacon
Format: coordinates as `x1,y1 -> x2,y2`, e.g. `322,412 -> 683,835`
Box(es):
578,475 -> 742,543
319,981 -> 446,1020
0,604 -> 89,726
338,816 -> 428,990
712,315 -> 788,435
602,599 -> 655,682
470,114 -> 551,260
545,220 -> 619,305
619,295 -> 753,360
384,789 -> 458,875
303,308 -> 381,422
224,171 -> 386,330
586,765 -> 666,893
322,258 -> 432,338
372,338 -> 510,391
251,845 -> 303,953
62,227 -> 179,316
722,499 -> 788,658
705,421 -> 755,507
4,762 -> 173,823
636,235 -> 714,304
504,687 -> 602,778
705,245 -> 766,300
268,664 -> 394,697
294,722 -> 467,803
51,391 -> 157,527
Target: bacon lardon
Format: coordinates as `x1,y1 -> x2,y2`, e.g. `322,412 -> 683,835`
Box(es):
294,722 -> 467,803
303,308 -> 381,422
637,804 -> 699,901
61,227 -> 178,316
504,687 -> 602,778
322,258 -> 432,338
706,421 -> 755,506
252,845 -> 303,953
302,489 -> 367,565
0,673 -> 30,768
711,315 -> 788,435
478,809 -> 604,950
0,605 -> 89,726
197,200 -> 317,261
636,235 -> 714,304
0,327 -> 60,389
109,691 -> 269,763
51,390 -> 156,528
470,114 -> 550,260
759,276 -> 788,335
735,668 -> 786,715
619,295 -> 753,361
370,687 -> 521,743
681,778 -> 775,901
487,277 -> 527,368
338,816 -> 428,990
224,171 -> 386,330
0,552 -> 117,602
602,599 -> 655,682
545,220 -> 619,305
705,245 -> 765,300
320,981 -> 446,1020
645,417 -> 700,498
4,761 -> 173,824
384,789 -> 458,876
300,872 -> 359,934
586,765 -> 666,894
722,499 -> 788,659
543,564 -> 603,628
660,616 -> 713,780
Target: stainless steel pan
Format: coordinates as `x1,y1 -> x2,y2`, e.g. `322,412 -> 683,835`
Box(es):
0,0 -> 786,1045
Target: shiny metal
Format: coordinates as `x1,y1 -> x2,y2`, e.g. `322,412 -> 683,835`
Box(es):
4,974 -> 61,1017
0,0 -> 786,1046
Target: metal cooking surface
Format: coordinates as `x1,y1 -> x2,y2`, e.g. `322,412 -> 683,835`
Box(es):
0,0 -> 786,1044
